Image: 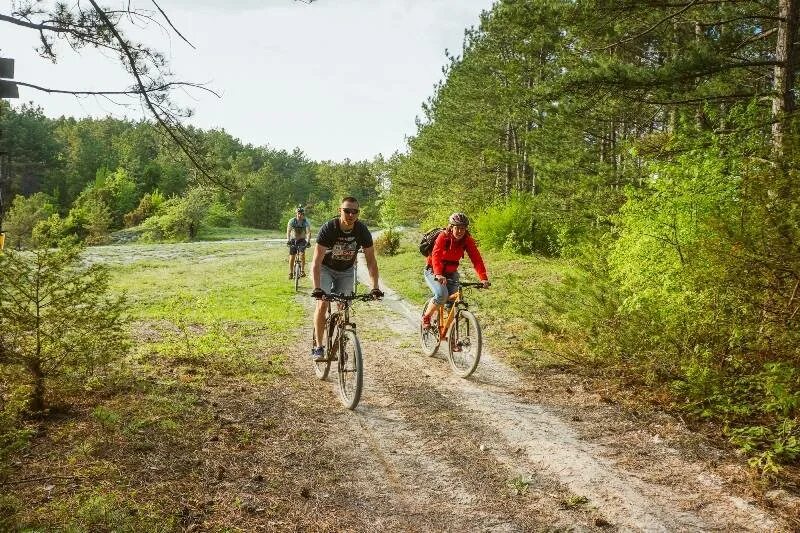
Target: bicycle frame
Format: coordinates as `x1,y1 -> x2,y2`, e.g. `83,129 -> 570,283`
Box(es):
433,289 -> 467,340
316,293 -> 372,361
313,292 -> 377,409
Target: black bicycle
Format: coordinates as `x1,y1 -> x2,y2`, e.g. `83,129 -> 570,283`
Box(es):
288,240 -> 307,292
312,292 -> 379,409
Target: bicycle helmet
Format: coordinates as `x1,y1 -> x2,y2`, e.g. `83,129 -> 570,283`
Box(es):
448,212 -> 469,227
296,205 -> 305,214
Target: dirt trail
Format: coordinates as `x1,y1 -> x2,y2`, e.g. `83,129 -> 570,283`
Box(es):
287,261 -> 793,531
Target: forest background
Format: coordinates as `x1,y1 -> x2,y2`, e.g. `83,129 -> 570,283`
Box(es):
2,0 -> 799,481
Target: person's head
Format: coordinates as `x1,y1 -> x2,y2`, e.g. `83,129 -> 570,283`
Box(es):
339,196 -> 360,225
447,212 -> 469,240
295,206 -> 305,218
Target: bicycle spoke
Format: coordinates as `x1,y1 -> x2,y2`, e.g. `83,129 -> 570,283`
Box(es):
337,330 -> 363,409
447,310 -> 482,378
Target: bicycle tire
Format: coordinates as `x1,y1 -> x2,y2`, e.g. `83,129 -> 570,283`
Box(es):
419,307 -> 440,357
337,329 -> 363,409
294,261 -> 301,292
447,309 -> 481,378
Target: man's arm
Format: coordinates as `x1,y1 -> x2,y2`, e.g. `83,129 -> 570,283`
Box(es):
311,243 -> 327,290
286,220 -> 292,241
362,246 -> 380,291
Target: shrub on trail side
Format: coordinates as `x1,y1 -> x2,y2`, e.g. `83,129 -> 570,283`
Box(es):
544,146 -> 800,476
0,245 -> 129,413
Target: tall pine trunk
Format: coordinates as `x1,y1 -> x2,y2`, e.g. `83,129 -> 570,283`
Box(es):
772,0 -> 799,156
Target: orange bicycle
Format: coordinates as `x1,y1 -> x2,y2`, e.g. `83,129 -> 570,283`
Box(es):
419,281 -> 484,378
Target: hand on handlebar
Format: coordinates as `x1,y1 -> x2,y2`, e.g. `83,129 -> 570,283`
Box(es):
435,274 -> 446,285
369,288 -> 384,300
481,280 -> 491,289
311,287 -> 325,299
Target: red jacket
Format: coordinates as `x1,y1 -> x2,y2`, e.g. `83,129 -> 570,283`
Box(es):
427,230 -> 488,280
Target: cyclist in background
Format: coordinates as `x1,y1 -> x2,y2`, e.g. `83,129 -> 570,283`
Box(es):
421,212 -> 490,329
287,206 -> 311,279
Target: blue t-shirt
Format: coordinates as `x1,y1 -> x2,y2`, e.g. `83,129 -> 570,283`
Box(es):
287,217 -> 310,240
316,218 -> 373,271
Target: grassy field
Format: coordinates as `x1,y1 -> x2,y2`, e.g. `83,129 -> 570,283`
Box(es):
196,225 -> 283,241
377,230 -> 573,369
1,241 -> 305,530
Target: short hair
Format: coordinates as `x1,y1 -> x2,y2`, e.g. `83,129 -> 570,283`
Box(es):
340,196 -> 359,206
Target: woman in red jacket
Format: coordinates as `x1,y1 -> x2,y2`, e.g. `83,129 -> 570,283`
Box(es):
421,212 -> 490,328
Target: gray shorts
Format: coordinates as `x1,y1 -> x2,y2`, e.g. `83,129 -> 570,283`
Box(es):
320,264 -> 355,296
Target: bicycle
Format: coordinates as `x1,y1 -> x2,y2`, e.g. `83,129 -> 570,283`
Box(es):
288,240 -> 306,292
419,281 -> 485,378
312,292 -> 379,409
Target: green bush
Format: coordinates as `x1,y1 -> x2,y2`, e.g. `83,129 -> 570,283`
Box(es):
472,193 -> 559,256
0,245 -> 129,412
140,188 -> 214,241
374,228 -> 401,256
203,201 -> 235,228
2,193 -> 56,249
546,142 -> 800,472
123,190 -> 164,228
63,194 -> 113,245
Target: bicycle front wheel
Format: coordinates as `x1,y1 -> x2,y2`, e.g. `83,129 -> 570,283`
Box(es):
337,329 -> 363,409
419,308 -> 440,357
294,262 -> 301,292
447,310 -> 481,378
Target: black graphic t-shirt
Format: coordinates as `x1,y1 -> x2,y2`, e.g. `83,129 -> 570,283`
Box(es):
316,218 -> 373,271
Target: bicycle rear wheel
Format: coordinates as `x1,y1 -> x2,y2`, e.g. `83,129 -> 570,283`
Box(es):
337,329 -> 363,409
447,310 -> 481,378
419,307 -> 440,357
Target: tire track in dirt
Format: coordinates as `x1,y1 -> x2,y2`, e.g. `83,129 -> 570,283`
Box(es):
295,290 -> 605,531
291,303 -> 547,531
337,261 -> 788,532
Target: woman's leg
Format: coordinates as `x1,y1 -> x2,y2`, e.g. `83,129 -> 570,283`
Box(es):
422,268 -> 447,319
444,272 -> 460,305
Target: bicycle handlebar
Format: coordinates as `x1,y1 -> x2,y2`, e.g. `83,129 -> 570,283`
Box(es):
318,292 -> 380,303
459,282 -> 488,288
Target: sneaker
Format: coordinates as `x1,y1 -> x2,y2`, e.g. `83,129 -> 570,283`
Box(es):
311,346 -> 325,361
289,273 -> 294,280
301,271 -> 306,277
421,316 -> 431,328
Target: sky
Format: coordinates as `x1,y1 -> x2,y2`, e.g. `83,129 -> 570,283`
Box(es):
2,0 -> 493,162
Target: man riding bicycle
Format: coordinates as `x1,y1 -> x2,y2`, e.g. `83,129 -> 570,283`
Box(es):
287,206 -> 311,279
310,196 -> 383,361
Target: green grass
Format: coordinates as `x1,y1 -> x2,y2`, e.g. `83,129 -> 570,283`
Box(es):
196,225 -> 282,241
3,240 -> 305,529
377,230 -> 572,368
106,241 -> 300,378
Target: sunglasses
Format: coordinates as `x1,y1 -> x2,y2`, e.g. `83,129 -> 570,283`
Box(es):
341,208 -> 360,215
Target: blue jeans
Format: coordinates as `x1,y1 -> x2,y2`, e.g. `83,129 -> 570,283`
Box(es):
423,267 -> 460,306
